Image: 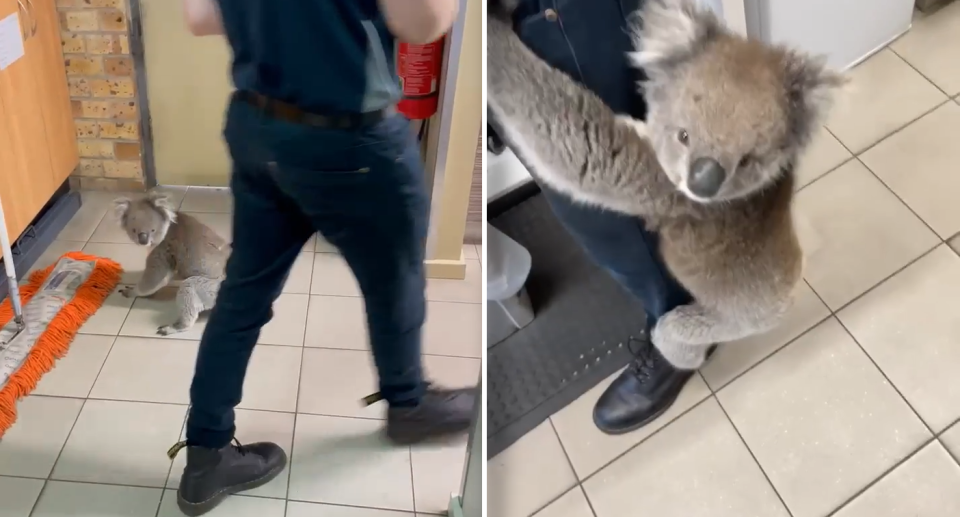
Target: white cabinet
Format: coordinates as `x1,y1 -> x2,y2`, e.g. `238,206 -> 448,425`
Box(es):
739,0 -> 915,70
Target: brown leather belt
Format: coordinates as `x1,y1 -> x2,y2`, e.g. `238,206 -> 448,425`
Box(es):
234,90 -> 393,129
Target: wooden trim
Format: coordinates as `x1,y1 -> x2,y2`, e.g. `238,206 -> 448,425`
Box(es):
422,0 -> 481,280
425,258 -> 468,280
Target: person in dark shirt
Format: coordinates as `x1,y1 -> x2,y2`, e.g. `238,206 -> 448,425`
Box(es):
169,1 -> 471,514
501,0 -> 708,435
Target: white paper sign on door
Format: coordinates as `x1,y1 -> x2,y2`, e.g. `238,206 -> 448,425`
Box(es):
0,12 -> 25,71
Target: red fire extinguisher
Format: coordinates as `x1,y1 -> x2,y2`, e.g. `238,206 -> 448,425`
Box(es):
397,36 -> 446,120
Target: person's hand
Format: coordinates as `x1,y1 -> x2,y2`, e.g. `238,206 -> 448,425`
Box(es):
182,0 -> 224,36
379,0 -> 459,44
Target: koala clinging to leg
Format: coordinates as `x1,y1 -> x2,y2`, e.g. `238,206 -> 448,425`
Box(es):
487,0 -> 846,369
114,190 -> 230,336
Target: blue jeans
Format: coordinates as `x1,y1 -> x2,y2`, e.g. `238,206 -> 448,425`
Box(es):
186,97 -> 428,448
514,0 -> 692,329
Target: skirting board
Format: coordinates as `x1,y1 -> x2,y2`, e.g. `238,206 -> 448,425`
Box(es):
425,257 -> 467,280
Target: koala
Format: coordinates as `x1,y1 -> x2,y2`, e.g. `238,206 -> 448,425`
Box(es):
486,0 -> 846,369
114,190 -> 230,336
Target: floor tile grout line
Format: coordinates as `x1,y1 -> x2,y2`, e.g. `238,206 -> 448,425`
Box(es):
801,246 -> 943,439
545,418 -> 598,517
825,436 -> 937,517
938,436 -> 960,466
795,94 -> 950,196
284,333 -> 308,502
27,392 -> 403,423
80,203 -> 112,244
794,156 -> 855,194
936,413 -> 960,439
77,330 -> 482,361
35,397 -> 89,502
156,414 -> 189,517
817,243 -> 939,319
887,47 -> 955,99
576,485 -> 598,517
408,445 -> 418,515
837,97 -> 952,158
848,145 -> 945,243
706,310 -> 832,394
575,396 -> 714,488
292,245 -> 317,504
713,394 -> 795,517
6,471 -> 437,516
39,238 -> 105,490
834,313 -> 936,433
25,479 -> 49,517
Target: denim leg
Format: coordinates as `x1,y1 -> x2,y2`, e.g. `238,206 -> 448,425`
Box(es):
186,113 -> 314,449
270,114 -> 428,406
539,185 -> 692,329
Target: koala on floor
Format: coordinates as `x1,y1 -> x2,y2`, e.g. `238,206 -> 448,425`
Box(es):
486,0 -> 846,369
114,190 -> 230,336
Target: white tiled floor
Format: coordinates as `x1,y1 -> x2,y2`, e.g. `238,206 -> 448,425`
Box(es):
1,187 -> 482,516
490,6 -> 960,517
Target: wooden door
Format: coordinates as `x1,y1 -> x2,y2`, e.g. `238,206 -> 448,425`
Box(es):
0,80 -> 29,240
29,0 -> 78,183
0,0 -> 56,240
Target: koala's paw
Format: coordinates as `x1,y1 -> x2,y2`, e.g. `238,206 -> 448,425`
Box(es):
119,286 -> 136,298
651,328 -> 707,371
157,324 -> 184,336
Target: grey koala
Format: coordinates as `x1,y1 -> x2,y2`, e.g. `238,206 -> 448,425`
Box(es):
486,0 -> 846,369
114,190 -> 229,336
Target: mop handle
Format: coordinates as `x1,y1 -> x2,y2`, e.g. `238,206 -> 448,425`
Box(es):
0,194 -> 25,323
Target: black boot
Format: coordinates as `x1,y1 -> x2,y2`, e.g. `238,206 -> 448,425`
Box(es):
170,439 -> 287,516
593,336 -> 716,435
385,386 -> 476,445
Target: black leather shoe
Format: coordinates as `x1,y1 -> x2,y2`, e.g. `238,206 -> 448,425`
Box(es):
593,336 -> 716,435
385,386 -> 476,445
170,439 -> 287,516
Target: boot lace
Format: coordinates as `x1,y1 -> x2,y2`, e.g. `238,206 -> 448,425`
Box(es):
166,437 -> 250,460
232,438 -> 248,456
626,336 -> 660,384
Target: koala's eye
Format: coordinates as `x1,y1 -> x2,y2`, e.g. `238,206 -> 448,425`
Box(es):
738,155 -> 755,169
677,130 -> 689,146
151,229 -> 155,233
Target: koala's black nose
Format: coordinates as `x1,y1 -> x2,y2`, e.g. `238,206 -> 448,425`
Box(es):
688,157 -> 727,198
137,232 -> 149,245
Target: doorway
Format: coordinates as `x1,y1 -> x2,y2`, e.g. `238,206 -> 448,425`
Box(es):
140,0 -> 234,187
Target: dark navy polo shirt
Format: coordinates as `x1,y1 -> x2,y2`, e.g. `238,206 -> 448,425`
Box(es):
215,0 -> 400,114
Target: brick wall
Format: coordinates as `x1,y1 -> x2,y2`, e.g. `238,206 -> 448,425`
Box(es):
58,0 -> 145,191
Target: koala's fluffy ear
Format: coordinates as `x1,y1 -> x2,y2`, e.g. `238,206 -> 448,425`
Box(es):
113,198 -> 131,221
146,190 -> 178,223
782,52 -> 849,139
627,0 -> 720,71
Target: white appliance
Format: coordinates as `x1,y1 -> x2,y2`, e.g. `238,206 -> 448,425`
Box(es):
736,0 -> 915,70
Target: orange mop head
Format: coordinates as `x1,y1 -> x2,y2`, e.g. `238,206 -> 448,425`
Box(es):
0,252 -> 122,438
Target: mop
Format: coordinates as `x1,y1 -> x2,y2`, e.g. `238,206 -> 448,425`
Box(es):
0,195 -> 122,438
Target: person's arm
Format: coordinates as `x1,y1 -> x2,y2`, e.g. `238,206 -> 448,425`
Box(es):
182,0 -> 224,36
379,0 -> 459,44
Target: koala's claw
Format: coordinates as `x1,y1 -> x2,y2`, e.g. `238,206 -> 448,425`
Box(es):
157,325 -> 182,336
119,286 -> 136,298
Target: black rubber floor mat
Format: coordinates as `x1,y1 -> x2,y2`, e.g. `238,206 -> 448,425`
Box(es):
487,188 -> 647,459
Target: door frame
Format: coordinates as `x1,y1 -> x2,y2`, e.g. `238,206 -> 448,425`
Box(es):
126,0 -> 158,189
420,0 -> 481,280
